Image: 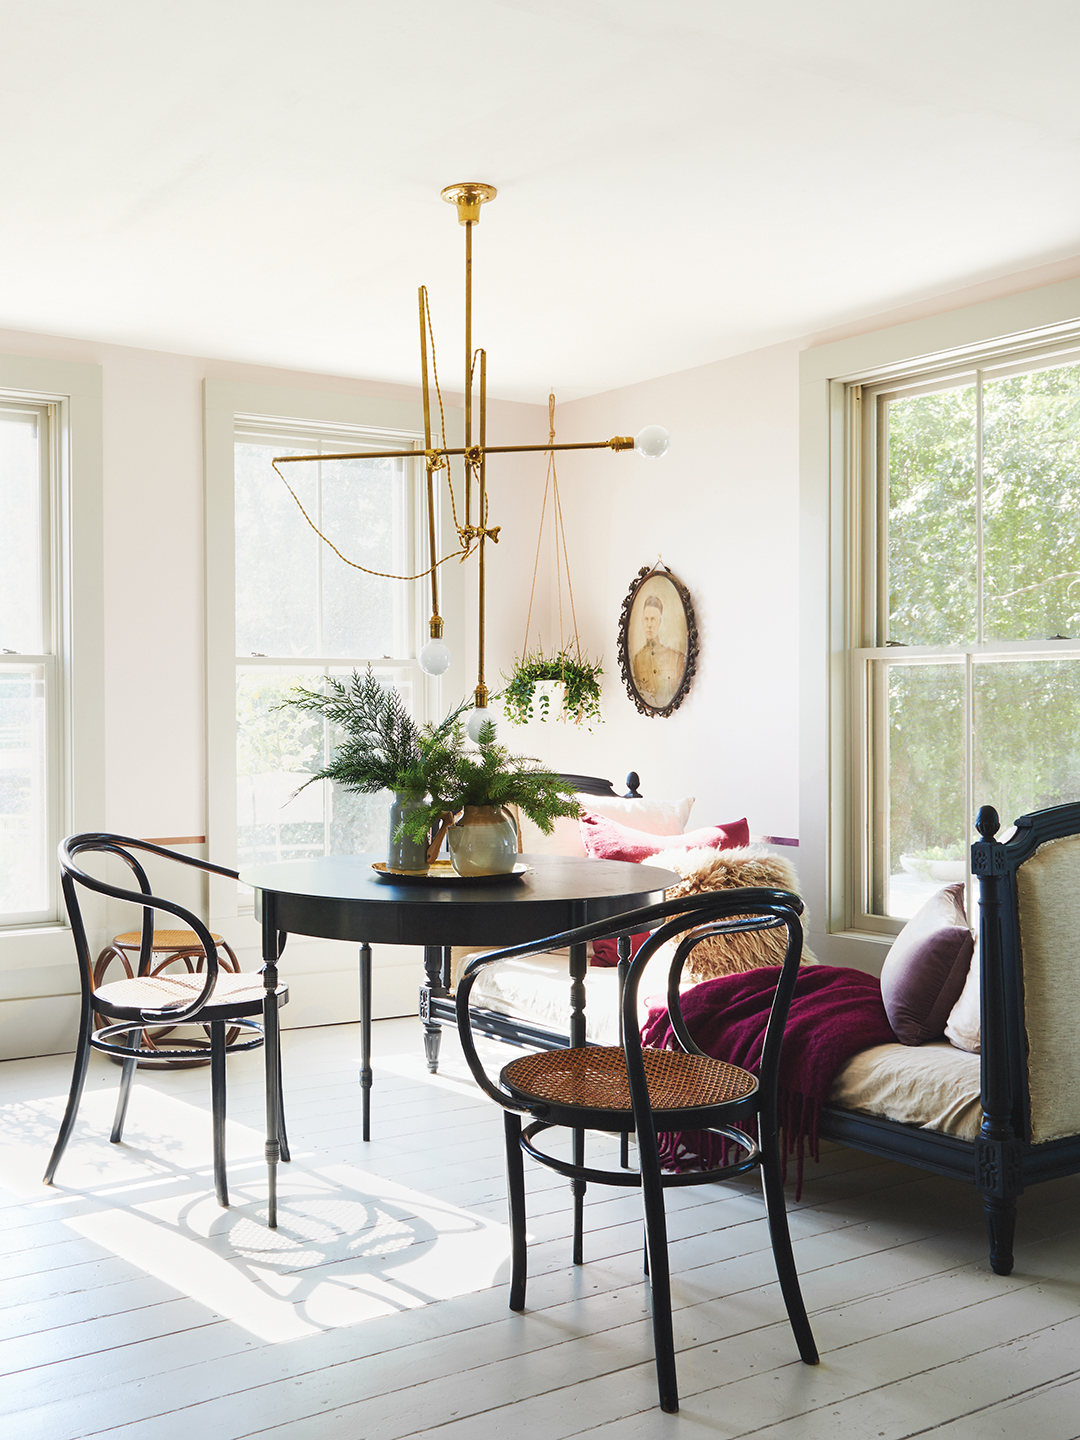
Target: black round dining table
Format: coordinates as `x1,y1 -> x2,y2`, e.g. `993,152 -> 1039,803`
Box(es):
240,852 -> 675,1226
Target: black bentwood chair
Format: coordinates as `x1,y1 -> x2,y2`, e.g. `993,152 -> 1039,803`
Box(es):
456,887 -> 818,1413
46,834 -> 289,1207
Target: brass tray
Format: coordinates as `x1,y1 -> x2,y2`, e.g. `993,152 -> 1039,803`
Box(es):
371,860 -> 530,885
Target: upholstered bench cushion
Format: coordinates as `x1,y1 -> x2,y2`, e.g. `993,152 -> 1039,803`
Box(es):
453,947 -> 678,1044
829,1039 -> 982,1139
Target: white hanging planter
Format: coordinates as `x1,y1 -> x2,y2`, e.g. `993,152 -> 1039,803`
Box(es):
531,679 -> 565,722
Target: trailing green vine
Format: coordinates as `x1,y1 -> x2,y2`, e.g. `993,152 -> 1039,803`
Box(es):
500,649 -> 604,728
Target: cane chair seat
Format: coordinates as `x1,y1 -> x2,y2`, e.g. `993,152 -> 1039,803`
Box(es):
95,970 -> 288,1023
112,927 -> 228,950
502,1045 -> 757,1118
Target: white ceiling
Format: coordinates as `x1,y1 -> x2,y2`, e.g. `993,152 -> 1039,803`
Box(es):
3,0 -> 1080,401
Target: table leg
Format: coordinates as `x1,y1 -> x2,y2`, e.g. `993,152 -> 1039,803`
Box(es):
420,944 -> 447,1073
359,942 -> 372,1142
569,927 -> 587,1265
261,905 -> 282,1229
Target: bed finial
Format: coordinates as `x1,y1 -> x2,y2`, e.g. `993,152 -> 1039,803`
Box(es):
976,806 -> 1000,841
624,772 -> 641,798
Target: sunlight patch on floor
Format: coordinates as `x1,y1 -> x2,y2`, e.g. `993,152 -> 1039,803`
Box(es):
2,1084 -> 512,1344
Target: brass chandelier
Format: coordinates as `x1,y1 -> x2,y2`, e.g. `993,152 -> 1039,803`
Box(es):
274,182 -> 668,739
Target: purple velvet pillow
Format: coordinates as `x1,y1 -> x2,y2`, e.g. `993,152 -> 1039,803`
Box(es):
880,883 -> 974,1045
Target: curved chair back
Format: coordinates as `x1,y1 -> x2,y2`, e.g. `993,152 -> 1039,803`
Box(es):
455,885 -> 804,1111
60,833 -> 239,1027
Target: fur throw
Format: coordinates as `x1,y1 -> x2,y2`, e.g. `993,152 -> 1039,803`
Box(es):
650,844 -> 816,980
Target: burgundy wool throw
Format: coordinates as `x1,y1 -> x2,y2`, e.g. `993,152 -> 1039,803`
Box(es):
640,964 -> 894,1196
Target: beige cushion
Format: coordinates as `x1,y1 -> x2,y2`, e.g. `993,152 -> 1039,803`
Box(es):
454,945 -> 678,1045
830,1040 -> 982,1139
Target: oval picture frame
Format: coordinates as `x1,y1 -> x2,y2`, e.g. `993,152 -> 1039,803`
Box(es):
617,565 -> 698,717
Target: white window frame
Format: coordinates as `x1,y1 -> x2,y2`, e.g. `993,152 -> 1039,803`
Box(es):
800,276 -> 1080,970
1,396 -> 61,925
204,380 -> 465,924
0,354 -> 103,1054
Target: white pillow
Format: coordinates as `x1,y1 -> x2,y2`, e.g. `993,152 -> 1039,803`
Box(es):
518,793 -> 695,857
944,940 -> 980,1053
585,794 -> 695,835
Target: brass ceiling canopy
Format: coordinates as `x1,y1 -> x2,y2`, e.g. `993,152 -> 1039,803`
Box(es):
441,182 -> 498,225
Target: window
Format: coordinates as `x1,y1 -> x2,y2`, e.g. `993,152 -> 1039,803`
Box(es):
0,398 -> 60,924
855,344 -> 1080,924
233,418 -> 420,870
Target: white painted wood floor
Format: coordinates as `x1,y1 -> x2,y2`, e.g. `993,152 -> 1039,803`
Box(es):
2,1017 -> 1079,1440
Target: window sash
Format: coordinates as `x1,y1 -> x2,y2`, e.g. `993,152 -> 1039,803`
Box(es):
232,419 -> 423,882
850,331 -> 1080,932
0,396 -> 61,927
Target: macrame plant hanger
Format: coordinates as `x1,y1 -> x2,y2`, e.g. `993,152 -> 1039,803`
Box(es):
521,393 -> 585,679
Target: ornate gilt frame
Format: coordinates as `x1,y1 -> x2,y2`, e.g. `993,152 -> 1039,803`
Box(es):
617,565 -> 698,717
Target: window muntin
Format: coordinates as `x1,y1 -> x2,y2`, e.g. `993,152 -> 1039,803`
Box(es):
233,424 -> 418,872
860,350 -> 1080,923
0,400 -> 58,925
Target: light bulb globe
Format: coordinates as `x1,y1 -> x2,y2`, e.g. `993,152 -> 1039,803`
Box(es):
466,707 -> 495,743
418,638 -> 452,675
634,425 -> 670,459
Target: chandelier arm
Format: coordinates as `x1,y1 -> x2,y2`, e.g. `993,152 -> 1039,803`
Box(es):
273,438 -> 635,466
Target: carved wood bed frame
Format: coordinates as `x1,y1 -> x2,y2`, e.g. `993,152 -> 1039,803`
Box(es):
819,802 -> 1080,1276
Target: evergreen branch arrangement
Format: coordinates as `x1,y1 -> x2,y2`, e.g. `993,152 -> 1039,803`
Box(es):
408,719 -> 581,842
501,649 -> 603,727
287,670 -> 465,802
286,671 -> 581,844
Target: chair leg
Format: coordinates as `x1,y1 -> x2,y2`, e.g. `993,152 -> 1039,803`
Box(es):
44,1000 -> 94,1185
505,1111 -> 528,1311
276,1038 -> 290,1165
637,1117 -> 679,1413
210,1021 -> 229,1208
572,1127 -> 586,1265
110,1028 -> 141,1143
760,1145 -> 818,1364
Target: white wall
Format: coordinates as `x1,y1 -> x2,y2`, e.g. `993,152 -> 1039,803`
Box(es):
484,347 -> 803,842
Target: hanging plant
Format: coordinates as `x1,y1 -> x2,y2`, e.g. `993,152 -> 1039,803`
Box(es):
501,649 -> 603,728
508,393 -> 605,729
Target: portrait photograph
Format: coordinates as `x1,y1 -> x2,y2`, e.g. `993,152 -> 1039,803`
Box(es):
617,566 -> 698,716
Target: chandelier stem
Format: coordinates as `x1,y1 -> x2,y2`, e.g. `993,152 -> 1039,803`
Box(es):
464,219 -> 473,529
477,347 -> 487,698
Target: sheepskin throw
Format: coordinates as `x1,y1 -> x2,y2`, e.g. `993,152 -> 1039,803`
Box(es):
650,844 -> 816,980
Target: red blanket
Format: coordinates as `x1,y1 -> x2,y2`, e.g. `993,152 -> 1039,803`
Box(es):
640,964 -> 894,1196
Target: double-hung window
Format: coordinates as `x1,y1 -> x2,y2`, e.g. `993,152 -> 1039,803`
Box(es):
0,397 -> 60,925
854,343 -> 1080,926
232,417 -> 420,871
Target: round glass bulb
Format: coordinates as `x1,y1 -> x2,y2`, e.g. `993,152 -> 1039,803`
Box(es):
466,707 -> 495,743
418,637 -> 452,675
634,424 -> 670,458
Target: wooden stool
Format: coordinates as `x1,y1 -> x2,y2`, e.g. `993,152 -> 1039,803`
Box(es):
93,929 -> 243,1068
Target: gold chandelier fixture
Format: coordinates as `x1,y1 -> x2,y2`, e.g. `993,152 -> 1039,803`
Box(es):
274,182 -> 668,739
